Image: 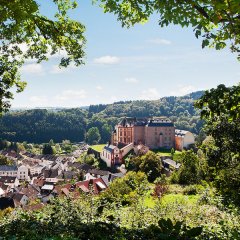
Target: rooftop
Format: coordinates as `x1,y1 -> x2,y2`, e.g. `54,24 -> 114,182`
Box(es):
0,165 -> 18,171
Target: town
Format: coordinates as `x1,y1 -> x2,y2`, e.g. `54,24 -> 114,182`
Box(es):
0,116 -> 194,210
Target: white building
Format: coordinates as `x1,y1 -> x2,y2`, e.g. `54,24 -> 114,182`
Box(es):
0,165 -> 18,177
100,143 -> 133,167
30,165 -> 45,176
175,129 -> 195,151
17,165 -> 29,180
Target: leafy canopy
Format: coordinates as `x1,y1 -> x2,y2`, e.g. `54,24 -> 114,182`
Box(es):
0,0 -> 86,113
97,0 -> 240,56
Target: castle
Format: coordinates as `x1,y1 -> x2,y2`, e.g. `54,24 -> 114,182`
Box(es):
100,117 -> 194,167
111,117 -> 175,149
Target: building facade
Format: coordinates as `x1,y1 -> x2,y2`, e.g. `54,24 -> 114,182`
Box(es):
112,117 -> 175,149
175,129 -> 195,151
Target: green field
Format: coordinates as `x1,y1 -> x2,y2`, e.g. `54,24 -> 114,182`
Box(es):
90,144 -> 106,152
152,149 -> 183,161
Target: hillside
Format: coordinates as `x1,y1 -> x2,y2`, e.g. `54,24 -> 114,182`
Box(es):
0,91 -> 204,143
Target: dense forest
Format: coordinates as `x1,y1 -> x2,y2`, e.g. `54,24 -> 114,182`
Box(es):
0,91 -> 204,144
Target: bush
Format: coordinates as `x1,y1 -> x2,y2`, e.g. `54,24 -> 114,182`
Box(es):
183,185 -> 205,195
183,185 -> 198,195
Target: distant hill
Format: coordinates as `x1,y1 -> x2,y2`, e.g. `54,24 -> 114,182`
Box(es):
0,91 -> 205,143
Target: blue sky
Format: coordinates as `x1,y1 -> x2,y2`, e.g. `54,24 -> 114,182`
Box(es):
11,1 -> 240,108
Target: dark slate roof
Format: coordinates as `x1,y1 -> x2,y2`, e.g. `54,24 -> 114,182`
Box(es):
78,163 -> 93,172
68,162 -> 93,172
63,171 -> 77,179
117,142 -> 127,149
12,193 -> 25,203
104,145 -> 117,153
175,129 -> 189,136
119,117 -> 135,127
44,169 -> 58,178
0,165 -> 18,171
0,176 -> 17,183
147,119 -> 174,127
88,169 -> 109,176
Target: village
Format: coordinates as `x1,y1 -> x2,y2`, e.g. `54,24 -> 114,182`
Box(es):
0,117 -> 195,210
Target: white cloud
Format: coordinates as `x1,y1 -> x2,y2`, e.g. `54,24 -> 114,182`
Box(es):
55,90 -> 87,101
148,38 -> 172,45
93,55 -> 120,64
96,86 -> 103,90
170,85 -> 196,96
124,77 -> 138,83
50,63 -> 77,74
29,96 -> 48,106
21,63 -> 44,74
139,88 -> 161,100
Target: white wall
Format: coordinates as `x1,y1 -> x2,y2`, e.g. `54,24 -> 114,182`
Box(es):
100,149 -> 112,167
17,165 -> 29,180
183,132 -> 195,148
121,143 -> 134,157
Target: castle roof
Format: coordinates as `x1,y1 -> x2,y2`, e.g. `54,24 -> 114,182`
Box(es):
175,129 -> 189,136
147,119 -> 174,127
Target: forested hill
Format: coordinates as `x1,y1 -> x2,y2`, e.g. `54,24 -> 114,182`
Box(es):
0,91 -> 204,143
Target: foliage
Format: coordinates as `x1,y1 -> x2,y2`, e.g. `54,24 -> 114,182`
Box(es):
170,150 -> 202,185
99,171 -> 149,205
0,139 -> 10,150
196,84 -> 240,203
42,143 -> 56,155
195,84 -> 240,121
127,152 -> 162,182
78,153 -> 103,169
0,155 -> 13,166
86,127 -> 101,145
98,0 -> 240,59
0,0 -> 86,113
183,185 -> 204,195
0,184 -> 240,239
0,92 -> 204,144
153,176 -> 169,198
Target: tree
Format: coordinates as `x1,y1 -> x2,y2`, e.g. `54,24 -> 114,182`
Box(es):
0,155 -> 13,165
195,84 -> 240,121
42,143 -> 56,155
173,150 -> 201,184
101,124 -> 112,143
170,148 -> 175,159
196,87 -> 240,202
98,0 -> 240,58
86,127 -> 101,145
0,0 -> 86,113
128,151 -> 162,182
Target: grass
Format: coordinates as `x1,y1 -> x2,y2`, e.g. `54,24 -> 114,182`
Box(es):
143,184 -> 201,208
152,149 -> 182,161
90,144 -> 106,152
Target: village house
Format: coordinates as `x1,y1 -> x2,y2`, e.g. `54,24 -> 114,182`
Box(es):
175,129 -> 195,151
100,143 -> 133,167
0,176 -> 19,189
17,165 -> 29,180
0,165 -> 18,177
0,165 -> 29,180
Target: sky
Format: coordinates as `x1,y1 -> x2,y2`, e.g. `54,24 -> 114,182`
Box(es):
11,1 -> 240,108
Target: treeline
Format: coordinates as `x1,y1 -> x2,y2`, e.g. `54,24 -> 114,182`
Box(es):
0,91 -> 204,143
